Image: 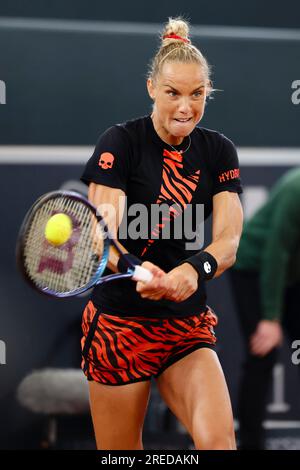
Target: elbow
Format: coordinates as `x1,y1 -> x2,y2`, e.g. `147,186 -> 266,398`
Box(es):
222,238 -> 239,271
212,230 -> 241,276
215,252 -> 236,277
221,253 -> 236,272
227,253 -> 237,269
227,236 -> 240,268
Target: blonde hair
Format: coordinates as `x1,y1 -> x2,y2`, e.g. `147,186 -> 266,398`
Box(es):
148,17 -> 213,95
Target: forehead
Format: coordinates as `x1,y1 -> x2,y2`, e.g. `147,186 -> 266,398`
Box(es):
158,61 -> 206,88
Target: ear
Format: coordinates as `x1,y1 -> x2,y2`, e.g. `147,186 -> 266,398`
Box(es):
147,78 -> 156,100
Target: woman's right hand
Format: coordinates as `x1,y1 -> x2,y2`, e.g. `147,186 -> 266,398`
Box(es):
136,261 -> 169,301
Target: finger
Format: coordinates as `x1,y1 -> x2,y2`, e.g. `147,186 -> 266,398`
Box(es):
144,291 -> 166,300
161,275 -> 185,300
136,273 -> 166,293
162,285 -> 179,301
171,282 -> 187,301
250,340 -> 264,354
141,262 -> 165,277
164,281 -> 193,302
137,279 -> 170,299
176,285 -> 195,302
251,339 -> 274,357
139,285 -> 166,298
252,345 -> 271,357
250,342 -> 265,356
249,336 -> 264,353
167,277 -> 197,302
249,332 -> 263,348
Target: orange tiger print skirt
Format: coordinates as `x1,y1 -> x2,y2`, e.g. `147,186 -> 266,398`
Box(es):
81,300 -> 218,385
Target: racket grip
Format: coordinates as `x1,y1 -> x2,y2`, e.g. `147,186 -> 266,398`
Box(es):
132,265 -> 153,283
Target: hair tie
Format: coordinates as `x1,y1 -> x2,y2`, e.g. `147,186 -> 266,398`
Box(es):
163,34 -> 190,44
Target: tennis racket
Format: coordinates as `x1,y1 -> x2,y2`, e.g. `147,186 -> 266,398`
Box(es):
16,190 -> 152,297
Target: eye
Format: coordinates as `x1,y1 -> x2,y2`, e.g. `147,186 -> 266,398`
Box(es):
167,90 -> 177,97
193,90 -> 203,97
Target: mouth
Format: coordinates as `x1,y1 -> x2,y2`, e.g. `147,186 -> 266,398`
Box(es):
174,117 -> 193,123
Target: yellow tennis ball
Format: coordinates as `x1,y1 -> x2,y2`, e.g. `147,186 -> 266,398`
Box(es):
44,213 -> 73,246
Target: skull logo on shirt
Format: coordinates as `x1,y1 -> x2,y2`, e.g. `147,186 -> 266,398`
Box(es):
98,152 -> 115,170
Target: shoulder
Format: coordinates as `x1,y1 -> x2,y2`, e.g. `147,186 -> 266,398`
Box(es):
193,126 -> 236,150
114,115 -> 149,138
95,116 -> 148,149
193,126 -> 238,170
193,127 -> 242,194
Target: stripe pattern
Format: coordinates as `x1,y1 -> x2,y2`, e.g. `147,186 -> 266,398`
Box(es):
81,300 -> 217,385
142,149 -> 200,256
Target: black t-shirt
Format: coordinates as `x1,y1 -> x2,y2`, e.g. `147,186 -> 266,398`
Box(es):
81,115 -> 242,318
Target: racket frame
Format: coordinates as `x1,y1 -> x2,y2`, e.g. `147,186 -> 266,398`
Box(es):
16,190 -> 131,298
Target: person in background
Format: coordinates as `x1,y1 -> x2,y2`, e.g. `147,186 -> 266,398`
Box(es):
230,168 -> 300,449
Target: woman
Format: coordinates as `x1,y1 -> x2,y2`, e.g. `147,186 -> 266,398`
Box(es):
80,17 -> 243,450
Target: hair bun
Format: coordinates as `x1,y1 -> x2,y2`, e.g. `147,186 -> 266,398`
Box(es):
161,17 -> 190,45
162,33 -> 190,44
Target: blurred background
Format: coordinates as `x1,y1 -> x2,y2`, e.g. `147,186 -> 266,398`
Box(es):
0,0 -> 300,450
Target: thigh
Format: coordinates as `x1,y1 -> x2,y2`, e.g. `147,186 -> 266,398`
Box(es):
156,348 -> 235,450
89,379 -> 151,450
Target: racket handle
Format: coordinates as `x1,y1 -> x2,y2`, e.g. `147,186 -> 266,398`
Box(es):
132,265 -> 153,283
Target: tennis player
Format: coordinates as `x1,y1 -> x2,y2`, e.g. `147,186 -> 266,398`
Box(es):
80,17 -> 243,450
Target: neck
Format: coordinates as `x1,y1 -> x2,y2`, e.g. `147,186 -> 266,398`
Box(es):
150,114 -> 184,146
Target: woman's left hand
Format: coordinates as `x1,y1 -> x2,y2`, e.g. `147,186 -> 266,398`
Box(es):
162,263 -> 199,302
137,262 -> 199,302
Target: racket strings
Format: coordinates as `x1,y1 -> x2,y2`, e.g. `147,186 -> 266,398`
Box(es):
70,199 -> 100,288
25,198 -> 66,292
23,196 -> 106,293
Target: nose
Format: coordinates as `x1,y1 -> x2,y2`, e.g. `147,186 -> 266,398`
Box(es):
177,97 -> 192,115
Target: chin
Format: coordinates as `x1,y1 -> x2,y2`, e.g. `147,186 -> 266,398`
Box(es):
171,124 -> 195,137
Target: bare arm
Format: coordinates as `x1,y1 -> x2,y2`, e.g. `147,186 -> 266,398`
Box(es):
88,182 -> 128,272
141,191 -> 243,303
88,183 -> 167,295
205,191 -> 244,277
